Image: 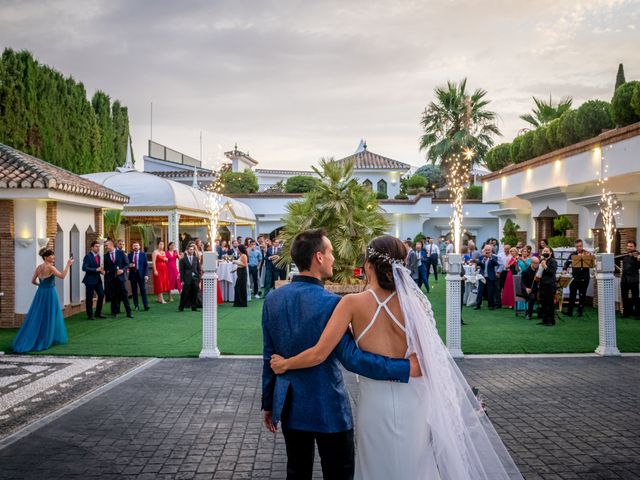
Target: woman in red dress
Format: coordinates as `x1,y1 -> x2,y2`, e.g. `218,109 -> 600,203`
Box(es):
501,247 -> 518,309
152,240 -> 170,304
165,241 -> 182,302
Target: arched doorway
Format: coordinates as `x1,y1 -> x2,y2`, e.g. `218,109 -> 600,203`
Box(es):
69,225 -> 80,305
534,206 -> 559,251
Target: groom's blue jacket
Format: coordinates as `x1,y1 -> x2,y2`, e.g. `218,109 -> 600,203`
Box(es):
262,275 -> 410,433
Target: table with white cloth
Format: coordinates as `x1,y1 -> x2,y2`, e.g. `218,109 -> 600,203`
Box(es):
217,262 -> 237,302
462,265 -> 483,306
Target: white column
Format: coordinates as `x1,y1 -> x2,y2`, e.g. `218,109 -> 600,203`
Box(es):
200,251 -> 221,358
445,254 -> 464,358
595,253 -> 620,356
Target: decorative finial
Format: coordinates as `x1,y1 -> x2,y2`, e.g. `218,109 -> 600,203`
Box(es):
363,140 -> 367,150
234,143 -> 238,153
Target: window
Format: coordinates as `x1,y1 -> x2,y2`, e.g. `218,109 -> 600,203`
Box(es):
362,179 -> 373,190
377,179 -> 387,194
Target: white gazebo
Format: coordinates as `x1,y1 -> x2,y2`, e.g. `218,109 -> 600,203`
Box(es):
82,170 -> 256,249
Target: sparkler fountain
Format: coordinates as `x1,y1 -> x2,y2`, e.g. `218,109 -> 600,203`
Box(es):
199,154 -> 225,359
594,146 -> 620,356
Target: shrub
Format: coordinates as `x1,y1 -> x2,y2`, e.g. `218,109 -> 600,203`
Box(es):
548,235 -> 575,248
414,164 -> 445,192
285,175 -> 318,193
509,135 -> 524,163
630,82 -> 640,119
221,169 -> 259,193
611,80 -> 640,127
557,109 -> 580,146
545,118 -> 562,150
485,143 -> 512,171
405,174 -> 428,189
553,215 -> 573,235
464,185 -> 482,200
516,131 -> 535,163
394,192 -> 409,200
533,126 -> 551,158
413,232 -> 427,245
574,100 -> 614,140
501,219 -> 520,247
376,191 -> 389,200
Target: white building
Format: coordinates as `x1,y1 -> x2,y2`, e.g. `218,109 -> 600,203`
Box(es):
0,144 -> 128,328
482,122 -> 640,253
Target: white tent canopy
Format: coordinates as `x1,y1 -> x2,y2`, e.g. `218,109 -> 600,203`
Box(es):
82,170 -> 256,246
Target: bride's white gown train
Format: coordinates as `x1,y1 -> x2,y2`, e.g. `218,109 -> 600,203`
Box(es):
353,268 -> 522,480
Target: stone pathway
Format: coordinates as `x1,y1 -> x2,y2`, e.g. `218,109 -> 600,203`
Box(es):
0,356 -> 147,440
0,357 -> 638,479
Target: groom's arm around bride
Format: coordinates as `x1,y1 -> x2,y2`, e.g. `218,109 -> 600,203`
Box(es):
261,229 -> 420,480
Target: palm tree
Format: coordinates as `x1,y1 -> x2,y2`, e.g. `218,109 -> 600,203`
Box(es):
103,209 -> 123,242
519,95 -> 572,129
419,78 -> 501,174
278,158 -> 389,284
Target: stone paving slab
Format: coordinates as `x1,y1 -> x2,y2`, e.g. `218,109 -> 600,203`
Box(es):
0,357 -> 639,479
0,356 -> 147,440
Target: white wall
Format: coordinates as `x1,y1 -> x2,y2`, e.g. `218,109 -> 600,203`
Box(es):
14,200 -> 47,313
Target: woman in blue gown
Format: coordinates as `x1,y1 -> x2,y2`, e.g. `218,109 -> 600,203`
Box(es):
11,248 -> 74,353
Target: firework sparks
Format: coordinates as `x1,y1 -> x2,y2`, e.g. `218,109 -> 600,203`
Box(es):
448,152 -> 470,254
596,147 -> 620,254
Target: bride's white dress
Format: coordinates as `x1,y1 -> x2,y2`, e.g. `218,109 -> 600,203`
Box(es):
354,290 -> 440,479
353,266 -> 523,480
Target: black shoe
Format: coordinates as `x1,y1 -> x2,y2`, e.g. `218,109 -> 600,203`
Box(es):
524,315 -> 531,321
134,306 -> 139,311
96,314 -> 106,319
87,316 -> 95,320
126,313 -> 133,318
473,306 -> 481,310
545,323 -> 555,326
144,306 -> 150,311
178,307 -> 184,312
536,321 -> 546,325
461,320 -> 467,325
192,308 -> 200,311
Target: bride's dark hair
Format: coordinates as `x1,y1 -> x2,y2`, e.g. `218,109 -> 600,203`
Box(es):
365,235 -> 406,291
39,248 -> 54,260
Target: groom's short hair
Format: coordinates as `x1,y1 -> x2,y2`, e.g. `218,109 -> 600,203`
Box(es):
291,229 -> 327,271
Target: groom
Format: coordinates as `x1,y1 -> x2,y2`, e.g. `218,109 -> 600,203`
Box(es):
262,229 -> 420,480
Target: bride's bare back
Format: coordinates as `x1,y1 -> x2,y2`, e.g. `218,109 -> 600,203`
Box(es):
349,288 -> 407,359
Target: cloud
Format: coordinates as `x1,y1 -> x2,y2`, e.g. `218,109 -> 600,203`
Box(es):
1,0 -> 639,169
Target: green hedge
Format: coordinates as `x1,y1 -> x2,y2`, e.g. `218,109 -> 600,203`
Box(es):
548,235 -> 575,248
464,185 -> 482,200
285,175 -> 318,193
612,81 -> 640,127
376,191 -> 389,200
394,192 -> 409,200
632,83 -> 640,118
485,95 -> 623,170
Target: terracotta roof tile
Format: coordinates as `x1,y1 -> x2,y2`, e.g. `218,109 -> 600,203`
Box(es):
337,149 -> 411,170
0,143 -> 129,204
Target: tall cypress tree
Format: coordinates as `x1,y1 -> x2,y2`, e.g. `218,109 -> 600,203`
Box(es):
615,63 -> 626,91
0,48 -> 129,174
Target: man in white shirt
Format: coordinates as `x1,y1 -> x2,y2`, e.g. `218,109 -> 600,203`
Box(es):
425,237 -> 439,282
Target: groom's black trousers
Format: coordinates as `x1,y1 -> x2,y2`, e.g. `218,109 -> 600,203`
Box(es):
282,427 -> 354,480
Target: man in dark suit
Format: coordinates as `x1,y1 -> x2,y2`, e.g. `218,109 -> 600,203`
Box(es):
104,239 -> 133,318
474,244 -> 500,310
562,239 -> 592,317
620,240 -> 640,318
262,229 -> 420,479
520,256 -> 540,320
179,242 -> 201,311
82,240 -> 105,320
128,241 -> 150,312
404,240 -> 419,283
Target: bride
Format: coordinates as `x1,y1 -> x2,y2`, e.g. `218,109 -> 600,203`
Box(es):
270,235 -> 522,479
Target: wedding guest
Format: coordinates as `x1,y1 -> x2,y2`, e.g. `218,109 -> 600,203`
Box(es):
152,240 -> 170,304
264,239 -> 278,297
404,240 -> 419,284
165,241 -> 182,302
438,237 -> 447,270
12,249 -> 73,353
620,240 -> 640,318
467,240 -> 481,262
104,240 -> 133,318
520,256 -> 540,320
414,241 -> 429,292
474,245 -> 500,310
517,245 -> 532,271
179,242 -> 201,311
82,240 -> 105,320
248,239 -> 263,298
194,238 -> 205,263
538,246 -> 557,326
220,239 -> 229,255
496,244 -> 510,307
234,244 -> 249,307
537,238 -> 548,256
229,239 -> 240,259
271,239 -> 286,281
562,239 -> 591,317
445,238 -> 454,256
462,245 -> 471,263
215,239 -> 224,258
128,241 -> 150,312
117,238 -> 125,251
501,247 -> 518,309
424,237 -> 439,282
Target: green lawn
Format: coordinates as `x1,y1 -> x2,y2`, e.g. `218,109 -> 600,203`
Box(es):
1,283 -> 639,357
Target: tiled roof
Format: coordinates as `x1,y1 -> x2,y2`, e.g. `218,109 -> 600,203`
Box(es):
337,149 -> 411,170
255,169 -> 315,176
0,143 -> 129,203
225,146 -> 259,165
147,170 -> 214,178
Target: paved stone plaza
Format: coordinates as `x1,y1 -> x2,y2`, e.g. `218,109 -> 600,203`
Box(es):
0,356 -> 639,479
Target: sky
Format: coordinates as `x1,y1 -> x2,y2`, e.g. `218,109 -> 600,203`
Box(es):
1,0 -> 639,171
